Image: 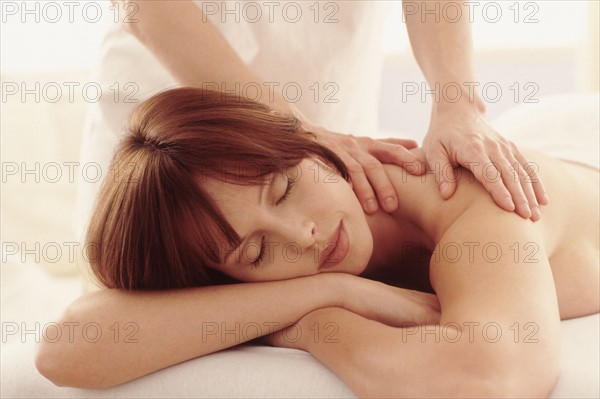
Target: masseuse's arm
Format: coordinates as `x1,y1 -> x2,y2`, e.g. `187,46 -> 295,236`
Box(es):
275,207 -> 561,397
403,0 -> 547,221
113,0 -> 422,214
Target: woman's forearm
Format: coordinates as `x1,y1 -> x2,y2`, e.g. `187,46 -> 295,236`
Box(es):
34,274 -> 346,389
293,307 -> 556,398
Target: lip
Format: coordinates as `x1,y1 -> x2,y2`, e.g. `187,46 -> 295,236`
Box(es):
319,220 -> 349,270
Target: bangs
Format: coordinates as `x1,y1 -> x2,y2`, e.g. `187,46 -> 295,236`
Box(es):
86,87 -> 349,290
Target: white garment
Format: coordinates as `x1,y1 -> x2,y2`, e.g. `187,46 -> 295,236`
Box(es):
75,1 -> 390,238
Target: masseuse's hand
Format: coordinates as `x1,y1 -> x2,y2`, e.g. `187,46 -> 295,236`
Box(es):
300,120 -> 425,215
423,106 -> 548,221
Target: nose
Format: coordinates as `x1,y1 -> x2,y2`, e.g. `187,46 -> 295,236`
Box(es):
273,215 -> 316,250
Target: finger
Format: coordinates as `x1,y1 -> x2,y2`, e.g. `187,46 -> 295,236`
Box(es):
468,154 -> 516,212
378,138 -> 419,149
348,149 -> 399,213
340,152 -> 380,214
514,150 -> 549,206
520,170 -> 542,222
499,156 -> 536,220
516,153 -> 546,220
369,141 -> 425,175
508,153 -> 541,221
317,133 -> 384,213
485,142 -> 534,219
425,149 -> 456,200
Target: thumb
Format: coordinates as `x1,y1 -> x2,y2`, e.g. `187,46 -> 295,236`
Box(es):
426,149 -> 456,200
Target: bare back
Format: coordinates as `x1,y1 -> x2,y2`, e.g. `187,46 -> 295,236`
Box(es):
527,152 -> 599,318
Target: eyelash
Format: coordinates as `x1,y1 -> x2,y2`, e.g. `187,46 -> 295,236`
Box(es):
252,176 -> 296,268
251,238 -> 266,269
276,176 -> 295,205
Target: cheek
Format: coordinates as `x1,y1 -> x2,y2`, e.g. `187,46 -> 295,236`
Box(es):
344,190 -> 373,273
351,215 -> 373,268
336,180 -> 363,214
314,173 -> 356,205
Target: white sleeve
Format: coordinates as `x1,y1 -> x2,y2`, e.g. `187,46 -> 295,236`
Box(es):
192,0 -> 259,65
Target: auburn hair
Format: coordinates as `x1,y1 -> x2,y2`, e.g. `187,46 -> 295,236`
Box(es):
85,87 -> 349,290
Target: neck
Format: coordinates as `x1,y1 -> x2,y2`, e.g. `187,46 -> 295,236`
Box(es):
363,148 -> 466,273
363,207 -> 432,274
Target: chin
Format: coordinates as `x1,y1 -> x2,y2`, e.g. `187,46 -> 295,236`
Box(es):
319,239 -> 372,276
345,231 -> 374,275
346,262 -> 369,276
356,217 -> 374,273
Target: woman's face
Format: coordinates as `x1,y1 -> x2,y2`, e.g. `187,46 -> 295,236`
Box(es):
203,158 -> 373,282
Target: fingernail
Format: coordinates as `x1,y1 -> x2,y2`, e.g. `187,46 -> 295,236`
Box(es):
542,193 -> 549,205
440,181 -> 451,198
504,196 -> 515,211
365,199 -> 377,213
384,197 -> 396,211
521,202 -> 532,218
531,206 -> 541,221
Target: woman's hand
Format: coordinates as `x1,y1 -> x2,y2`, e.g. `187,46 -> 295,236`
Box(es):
265,281 -> 441,351
423,106 -> 548,221
262,274 -> 441,350
337,275 -> 440,328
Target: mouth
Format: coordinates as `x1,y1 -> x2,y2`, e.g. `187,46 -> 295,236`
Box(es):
319,220 -> 349,270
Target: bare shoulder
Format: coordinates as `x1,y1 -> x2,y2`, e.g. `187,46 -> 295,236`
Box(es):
427,185 -> 562,379
430,149 -> 599,319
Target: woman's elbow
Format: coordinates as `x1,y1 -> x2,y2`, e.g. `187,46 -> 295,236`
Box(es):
473,367 -> 559,398
33,304 -> 78,387
34,341 -> 72,388
34,341 -> 116,389
33,304 -> 114,389
34,336 -> 80,388
462,350 -> 560,398
375,346 -> 561,398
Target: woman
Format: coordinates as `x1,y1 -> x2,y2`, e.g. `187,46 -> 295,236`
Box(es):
35,88 -> 599,397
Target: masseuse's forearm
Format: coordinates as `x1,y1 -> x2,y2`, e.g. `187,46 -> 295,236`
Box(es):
124,0 -> 293,114
34,274 -> 344,389
403,0 -> 485,113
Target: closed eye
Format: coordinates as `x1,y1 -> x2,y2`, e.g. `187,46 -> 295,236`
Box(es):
252,173 -> 296,268
276,175 -> 296,205
251,237 -> 266,268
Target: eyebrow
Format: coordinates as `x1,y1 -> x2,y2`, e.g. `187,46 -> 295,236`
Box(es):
226,180 -> 270,265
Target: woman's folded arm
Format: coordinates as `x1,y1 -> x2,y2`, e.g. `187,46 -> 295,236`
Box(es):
34,271 -> 440,389
284,304 -> 557,398
34,273 -> 351,389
